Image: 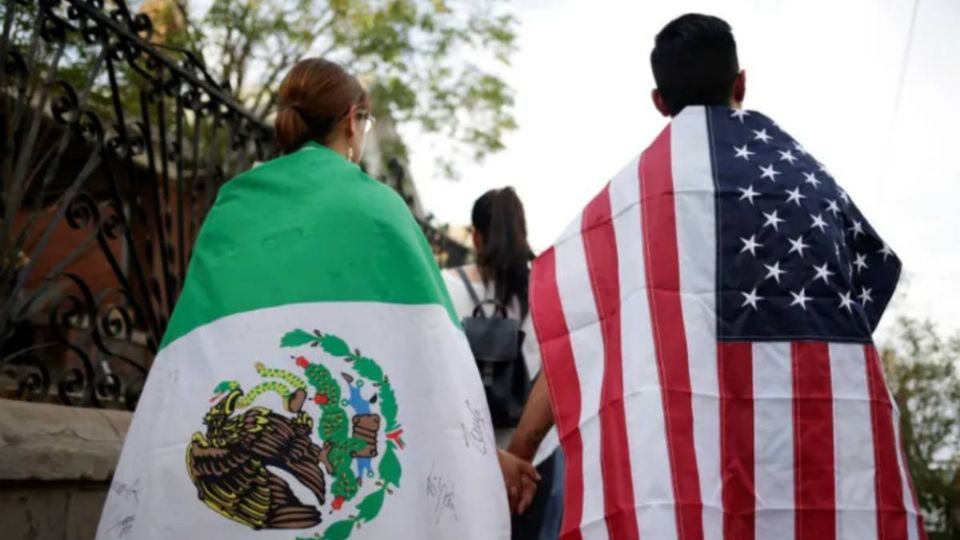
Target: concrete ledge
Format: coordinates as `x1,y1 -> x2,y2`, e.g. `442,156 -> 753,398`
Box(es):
0,399 -> 131,481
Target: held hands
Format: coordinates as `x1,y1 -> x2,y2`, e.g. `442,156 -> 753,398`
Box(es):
498,449 -> 540,514
499,372 -> 554,515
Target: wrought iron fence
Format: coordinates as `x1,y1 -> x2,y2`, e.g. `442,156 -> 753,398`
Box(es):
0,0 -> 468,410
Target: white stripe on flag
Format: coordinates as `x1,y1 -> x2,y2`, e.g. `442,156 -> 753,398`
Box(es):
829,343 -> 879,539
610,158 -> 679,540
753,342 -> 796,540
555,215 -> 610,540
890,389 -> 921,540
671,106 -> 722,538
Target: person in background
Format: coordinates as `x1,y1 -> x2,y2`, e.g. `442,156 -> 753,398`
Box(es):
443,187 -> 562,539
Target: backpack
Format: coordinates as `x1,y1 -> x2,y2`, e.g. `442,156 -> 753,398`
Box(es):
456,268 -> 531,429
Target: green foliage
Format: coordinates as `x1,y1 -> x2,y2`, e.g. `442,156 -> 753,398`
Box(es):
378,442 -> 401,487
280,329 -> 318,347
184,0 -> 518,177
281,327 -> 404,533
378,379 -> 398,430
881,317 -> 960,537
355,486 -> 386,522
320,518 -> 356,540
351,355 -> 384,381
320,333 -> 352,357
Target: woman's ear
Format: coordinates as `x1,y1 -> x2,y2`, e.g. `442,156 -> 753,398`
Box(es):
344,104 -> 358,139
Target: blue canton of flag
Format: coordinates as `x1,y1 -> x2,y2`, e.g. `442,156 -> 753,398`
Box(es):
710,108 -> 902,342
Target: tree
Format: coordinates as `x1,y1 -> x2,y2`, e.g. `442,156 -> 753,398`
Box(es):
164,0 -> 518,178
881,317 -> 960,538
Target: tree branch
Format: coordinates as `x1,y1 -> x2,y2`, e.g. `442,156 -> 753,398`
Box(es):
250,52 -> 293,116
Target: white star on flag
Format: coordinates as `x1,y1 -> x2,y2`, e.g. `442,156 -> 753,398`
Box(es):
850,220 -> 865,238
778,150 -> 798,165
788,235 -> 811,257
810,214 -> 828,232
731,109 -> 750,122
793,140 -> 807,154
740,235 -> 761,256
854,253 -> 869,273
826,199 -> 841,216
759,164 -> 781,182
879,243 -> 894,261
741,287 -> 763,309
762,210 -> 785,231
859,287 -> 874,305
764,261 -> 786,283
785,187 -> 806,206
813,262 -> 834,284
738,185 -> 760,205
734,144 -> 755,161
753,128 -> 773,143
790,288 -> 812,310
803,172 -> 821,189
838,291 -> 856,312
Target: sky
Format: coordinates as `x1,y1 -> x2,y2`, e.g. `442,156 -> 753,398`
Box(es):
406,0 -> 960,338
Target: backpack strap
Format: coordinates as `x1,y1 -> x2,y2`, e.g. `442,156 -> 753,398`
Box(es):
456,267 -> 483,308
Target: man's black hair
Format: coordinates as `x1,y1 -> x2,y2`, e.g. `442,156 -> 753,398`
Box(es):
650,14 -> 740,116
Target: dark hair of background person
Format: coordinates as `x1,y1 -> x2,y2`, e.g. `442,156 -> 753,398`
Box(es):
650,13 -> 740,116
274,58 -> 371,154
471,188 -> 535,317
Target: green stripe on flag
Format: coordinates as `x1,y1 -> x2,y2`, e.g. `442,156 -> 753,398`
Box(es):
161,143 -> 458,349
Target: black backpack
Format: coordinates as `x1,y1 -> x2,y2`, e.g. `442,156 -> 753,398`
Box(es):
456,268 -> 531,429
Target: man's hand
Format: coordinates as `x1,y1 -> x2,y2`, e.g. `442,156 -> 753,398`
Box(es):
507,372 -> 555,462
498,449 -> 540,514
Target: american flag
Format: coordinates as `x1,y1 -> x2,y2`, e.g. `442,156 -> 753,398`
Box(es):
530,106 -> 925,540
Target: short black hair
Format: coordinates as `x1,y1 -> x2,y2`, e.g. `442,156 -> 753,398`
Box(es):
650,14 -> 739,116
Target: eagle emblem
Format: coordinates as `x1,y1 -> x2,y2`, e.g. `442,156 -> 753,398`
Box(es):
186,329 -> 404,539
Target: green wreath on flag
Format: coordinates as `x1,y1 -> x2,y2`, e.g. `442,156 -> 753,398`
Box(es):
185,328 -> 403,540
282,329 -> 405,540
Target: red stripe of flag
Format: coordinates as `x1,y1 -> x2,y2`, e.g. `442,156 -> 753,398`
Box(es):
719,342 -> 755,540
899,418 -> 928,540
639,125 -> 705,540
530,247 -> 585,540
865,344 -> 908,540
871,342 -> 928,540
792,342 -> 836,540
582,185 -> 640,540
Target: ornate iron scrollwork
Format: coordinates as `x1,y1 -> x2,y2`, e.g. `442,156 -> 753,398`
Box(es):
1,0 -> 467,410
1,0 -> 273,410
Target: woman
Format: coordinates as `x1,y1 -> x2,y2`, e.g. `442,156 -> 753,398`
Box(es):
96,59 -> 535,540
443,188 -> 562,539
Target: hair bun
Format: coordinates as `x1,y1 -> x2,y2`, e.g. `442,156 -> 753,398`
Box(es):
274,105 -> 311,153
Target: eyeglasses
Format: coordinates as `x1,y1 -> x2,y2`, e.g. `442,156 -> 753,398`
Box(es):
357,111 -> 376,134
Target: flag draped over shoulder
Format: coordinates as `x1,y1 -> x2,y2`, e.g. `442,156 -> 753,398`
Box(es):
97,142 -> 509,540
530,106 -> 925,540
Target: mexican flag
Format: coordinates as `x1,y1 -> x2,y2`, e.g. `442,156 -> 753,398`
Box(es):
97,143 -> 509,540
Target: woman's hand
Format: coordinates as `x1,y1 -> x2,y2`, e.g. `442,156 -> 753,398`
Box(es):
498,449 -> 540,514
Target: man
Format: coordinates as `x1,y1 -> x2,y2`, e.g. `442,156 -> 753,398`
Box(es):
508,13 -> 926,540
